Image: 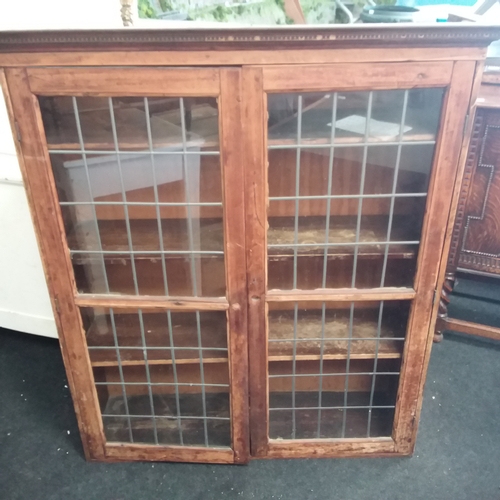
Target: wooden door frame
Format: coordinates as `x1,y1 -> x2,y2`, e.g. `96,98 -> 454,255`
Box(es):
244,60 -> 481,458
3,66 -> 249,463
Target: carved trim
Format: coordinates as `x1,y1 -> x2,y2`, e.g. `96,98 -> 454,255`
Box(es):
438,272 -> 456,321
446,110 -> 484,270
461,123 -> 500,259
458,253 -> 500,274
0,26 -> 500,52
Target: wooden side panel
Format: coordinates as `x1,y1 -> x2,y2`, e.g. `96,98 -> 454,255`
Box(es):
4,68 -> 106,459
243,67 -> 269,457
219,68 -> 250,464
262,61 -> 454,92
27,67 -> 220,96
393,60 -> 479,454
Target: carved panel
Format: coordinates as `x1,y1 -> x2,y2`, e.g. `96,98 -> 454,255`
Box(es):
456,107 -> 500,275
446,109 -> 484,269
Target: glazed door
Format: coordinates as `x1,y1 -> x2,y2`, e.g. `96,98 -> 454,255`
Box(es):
244,62 -> 476,458
7,67 -> 248,463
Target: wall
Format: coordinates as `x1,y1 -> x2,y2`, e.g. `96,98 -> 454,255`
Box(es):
0,86 -> 59,337
0,0 -> 122,338
0,0 -> 122,30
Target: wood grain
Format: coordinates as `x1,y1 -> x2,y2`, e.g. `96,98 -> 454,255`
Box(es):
263,62 -> 453,92
4,68 -> 106,460
0,47 -> 487,68
220,68 -> 251,464
437,317 -> 500,341
393,60 -> 479,454
27,67 -> 220,96
458,109 -> 500,273
75,295 -> 228,310
444,108 -> 485,273
105,443 -> 234,463
243,66 -> 270,458
267,288 -> 416,302
265,438 -> 396,459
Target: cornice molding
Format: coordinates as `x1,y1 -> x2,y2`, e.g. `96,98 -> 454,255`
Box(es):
1,25 -> 499,52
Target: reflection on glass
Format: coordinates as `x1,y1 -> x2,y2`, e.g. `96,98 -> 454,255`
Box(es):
40,96 -> 219,151
267,88 -> 443,291
268,88 -> 444,145
267,301 -> 407,440
85,307 -> 231,447
40,95 -> 224,297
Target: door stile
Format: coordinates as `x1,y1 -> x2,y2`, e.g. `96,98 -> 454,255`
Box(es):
219,68 -> 250,463
392,60 -> 479,453
4,67 -> 106,460
243,66 -> 270,457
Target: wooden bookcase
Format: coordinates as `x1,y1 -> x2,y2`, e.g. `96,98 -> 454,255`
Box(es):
1,25 -> 498,464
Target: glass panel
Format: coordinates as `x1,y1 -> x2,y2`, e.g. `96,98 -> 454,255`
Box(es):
40,96 -> 219,151
268,300 -> 408,440
267,88 -> 443,291
86,308 -> 230,447
40,96 -> 224,297
268,88 -> 444,146
403,89 -> 444,142
397,143 -> 435,194
39,96 -> 80,149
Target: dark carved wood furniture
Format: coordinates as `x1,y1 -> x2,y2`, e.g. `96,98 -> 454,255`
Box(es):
435,61 -> 500,343
1,26 -> 498,463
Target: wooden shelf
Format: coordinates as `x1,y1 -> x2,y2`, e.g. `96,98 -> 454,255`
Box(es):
268,311 -> 403,360
68,219 -> 224,262
86,307 -> 404,367
268,219 -> 417,260
90,355 -> 228,368
87,311 -> 228,367
69,218 -> 416,262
